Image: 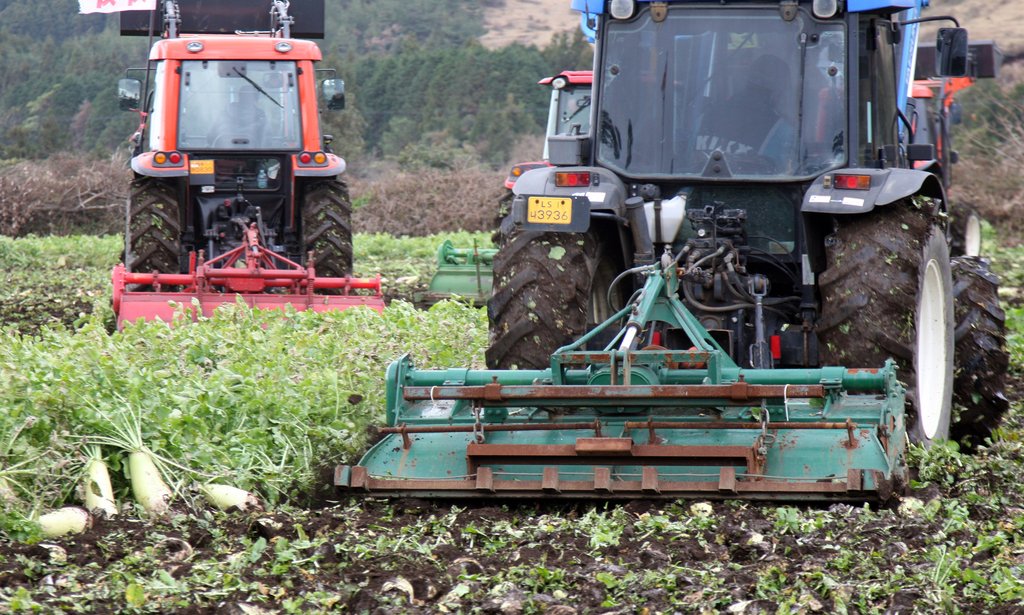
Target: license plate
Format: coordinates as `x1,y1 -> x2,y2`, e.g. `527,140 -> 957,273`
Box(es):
190,160 -> 214,175
526,196 -> 572,225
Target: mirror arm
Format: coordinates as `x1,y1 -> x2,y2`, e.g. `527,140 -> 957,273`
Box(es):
899,15 -> 960,28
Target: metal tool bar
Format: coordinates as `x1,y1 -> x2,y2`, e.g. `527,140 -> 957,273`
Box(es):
381,420 -> 856,435
403,382 -> 826,402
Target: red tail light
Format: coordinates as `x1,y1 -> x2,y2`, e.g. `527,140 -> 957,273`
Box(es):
297,151 -> 329,167
555,172 -> 591,187
153,151 -> 184,167
833,174 -> 871,190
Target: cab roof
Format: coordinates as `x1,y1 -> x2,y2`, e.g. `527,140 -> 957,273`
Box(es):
149,36 -> 322,61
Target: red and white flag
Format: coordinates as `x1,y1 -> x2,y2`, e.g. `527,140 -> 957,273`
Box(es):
79,0 -> 156,14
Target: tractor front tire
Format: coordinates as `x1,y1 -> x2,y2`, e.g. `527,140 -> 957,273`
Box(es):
302,180 -> 353,278
487,229 -> 621,370
126,177 -> 182,275
817,202 -> 955,446
951,256 -> 1009,448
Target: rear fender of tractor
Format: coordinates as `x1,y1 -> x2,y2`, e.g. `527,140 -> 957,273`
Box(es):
130,152 -> 189,178
511,165 -> 629,218
507,164 -> 635,269
802,168 -> 946,270
802,167 -> 945,215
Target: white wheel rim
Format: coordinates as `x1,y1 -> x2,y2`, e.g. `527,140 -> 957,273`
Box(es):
591,283 -> 610,322
917,259 -> 949,439
965,214 -> 982,257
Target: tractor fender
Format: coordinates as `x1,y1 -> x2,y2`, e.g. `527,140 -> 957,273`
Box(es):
130,152 -> 189,178
508,166 -> 635,268
293,153 -> 347,177
802,168 -> 945,215
509,166 -> 629,234
511,166 -> 628,215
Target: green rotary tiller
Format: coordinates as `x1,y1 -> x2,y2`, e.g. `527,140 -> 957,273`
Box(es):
414,239 -> 496,307
336,258 -> 907,501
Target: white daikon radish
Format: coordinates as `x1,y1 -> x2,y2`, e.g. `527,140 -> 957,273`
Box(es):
82,449 -> 118,518
38,507 -> 92,538
199,483 -> 263,512
128,449 -> 172,515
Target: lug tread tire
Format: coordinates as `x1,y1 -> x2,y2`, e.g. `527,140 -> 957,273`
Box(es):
487,231 -> 601,370
817,203 -> 954,444
951,256 -> 1009,447
302,180 -> 353,278
126,177 -> 181,275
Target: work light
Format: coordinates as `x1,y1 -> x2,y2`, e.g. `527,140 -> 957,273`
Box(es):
609,0 -> 635,20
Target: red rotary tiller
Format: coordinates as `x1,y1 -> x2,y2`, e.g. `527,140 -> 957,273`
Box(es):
112,224 -> 383,329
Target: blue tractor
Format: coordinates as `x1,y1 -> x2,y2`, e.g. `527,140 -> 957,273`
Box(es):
491,0 -> 1005,447
334,0 -> 1006,501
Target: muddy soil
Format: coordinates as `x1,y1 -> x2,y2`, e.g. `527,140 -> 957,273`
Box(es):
3,372 -> 1022,614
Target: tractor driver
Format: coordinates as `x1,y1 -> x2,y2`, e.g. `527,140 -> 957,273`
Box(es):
698,53 -> 798,173
210,85 -> 268,148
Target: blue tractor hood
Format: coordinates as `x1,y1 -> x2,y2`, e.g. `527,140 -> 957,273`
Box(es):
570,0 -> 923,14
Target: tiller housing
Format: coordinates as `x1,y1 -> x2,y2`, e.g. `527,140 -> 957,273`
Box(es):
337,263 -> 907,501
113,225 -> 383,329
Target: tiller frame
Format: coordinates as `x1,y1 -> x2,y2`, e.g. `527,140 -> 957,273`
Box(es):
337,260 -> 908,501
113,224 -> 384,328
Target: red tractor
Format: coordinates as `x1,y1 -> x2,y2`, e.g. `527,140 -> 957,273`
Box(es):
112,0 -> 381,327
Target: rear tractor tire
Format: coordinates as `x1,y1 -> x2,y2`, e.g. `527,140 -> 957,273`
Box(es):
486,228 -> 623,370
302,180 -> 353,279
949,205 -> 984,258
125,177 -> 182,276
950,256 -> 1009,448
817,202 -> 955,446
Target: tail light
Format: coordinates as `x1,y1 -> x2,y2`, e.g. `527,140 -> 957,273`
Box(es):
153,151 -> 184,167
555,172 -> 591,188
297,151 -> 329,167
832,174 -> 871,190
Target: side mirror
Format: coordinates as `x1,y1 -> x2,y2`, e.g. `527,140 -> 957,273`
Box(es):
936,28 -> 969,77
320,79 -> 345,111
118,78 -> 142,111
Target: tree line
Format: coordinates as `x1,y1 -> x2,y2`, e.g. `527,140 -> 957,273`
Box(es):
0,0 -> 593,168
